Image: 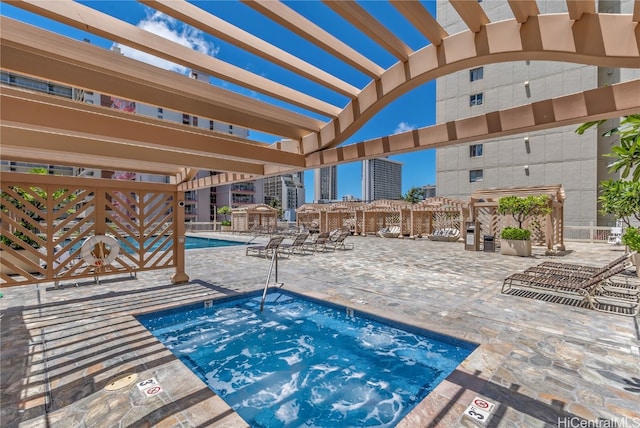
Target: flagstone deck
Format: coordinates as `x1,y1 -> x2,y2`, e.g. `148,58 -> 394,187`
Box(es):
1,234 -> 639,427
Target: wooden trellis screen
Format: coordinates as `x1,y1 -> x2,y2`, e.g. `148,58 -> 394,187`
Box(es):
324,202 -> 364,233
470,185 -> 566,252
410,197 -> 469,238
231,204 -> 278,233
356,200 -> 410,235
1,172 -> 184,287
295,198 -> 469,237
296,203 -> 327,232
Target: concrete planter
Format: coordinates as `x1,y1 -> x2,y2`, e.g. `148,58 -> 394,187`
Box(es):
500,239 -> 532,257
220,225 -> 232,232
0,249 -> 41,275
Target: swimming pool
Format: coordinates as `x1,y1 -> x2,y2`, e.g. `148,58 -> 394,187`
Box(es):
65,235 -> 244,254
137,290 -> 476,427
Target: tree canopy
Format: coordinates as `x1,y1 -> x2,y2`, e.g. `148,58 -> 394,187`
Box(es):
402,187 -> 423,204
576,114 -> 640,182
598,179 -> 640,226
497,195 -> 552,229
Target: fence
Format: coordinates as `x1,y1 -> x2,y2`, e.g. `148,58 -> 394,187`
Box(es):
185,222 -> 221,232
1,172 -> 186,287
562,225 -> 616,243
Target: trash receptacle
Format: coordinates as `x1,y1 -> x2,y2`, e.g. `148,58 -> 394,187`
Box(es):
465,222 -> 480,251
483,235 -> 495,252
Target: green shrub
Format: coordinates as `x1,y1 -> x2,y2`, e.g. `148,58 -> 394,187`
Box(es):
221,220 -> 231,227
622,226 -> 640,252
500,227 -> 531,240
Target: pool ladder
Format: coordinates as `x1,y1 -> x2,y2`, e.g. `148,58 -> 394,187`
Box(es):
260,249 -> 284,312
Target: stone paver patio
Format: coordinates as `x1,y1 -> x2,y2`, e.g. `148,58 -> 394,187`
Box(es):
1,234 -> 639,427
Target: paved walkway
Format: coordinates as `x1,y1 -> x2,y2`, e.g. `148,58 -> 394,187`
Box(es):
1,234 -> 639,427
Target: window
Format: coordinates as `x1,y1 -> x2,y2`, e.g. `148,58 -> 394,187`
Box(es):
182,114 -> 190,124
192,116 -> 198,126
470,67 -> 483,81
209,120 -> 214,130
469,169 -> 483,182
469,144 -> 483,157
470,93 -> 483,106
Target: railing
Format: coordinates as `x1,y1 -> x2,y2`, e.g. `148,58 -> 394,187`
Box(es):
564,225 -> 618,243
260,249 -> 283,312
184,222 -> 221,232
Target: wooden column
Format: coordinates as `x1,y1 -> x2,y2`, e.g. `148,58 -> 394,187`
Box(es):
171,191 -> 190,284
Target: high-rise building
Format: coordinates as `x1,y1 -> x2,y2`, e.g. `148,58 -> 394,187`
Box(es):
262,172 -> 305,214
421,184 -> 436,199
314,166 -> 337,202
362,158 -> 402,202
434,0 -> 640,227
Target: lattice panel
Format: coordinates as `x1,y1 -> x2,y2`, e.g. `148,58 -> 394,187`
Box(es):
431,212 -> 461,232
297,213 -> 320,231
410,212 -> 431,236
325,213 -> 353,232
2,177 -> 177,287
475,207 -> 497,239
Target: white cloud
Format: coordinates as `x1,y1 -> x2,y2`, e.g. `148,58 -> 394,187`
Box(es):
113,11 -> 219,75
393,121 -> 416,135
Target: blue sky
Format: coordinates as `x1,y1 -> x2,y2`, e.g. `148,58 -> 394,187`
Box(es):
2,1 -> 437,201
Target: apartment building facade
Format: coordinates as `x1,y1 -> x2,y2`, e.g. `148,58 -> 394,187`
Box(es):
314,166 -> 338,203
435,0 -> 640,226
362,158 -> 403,202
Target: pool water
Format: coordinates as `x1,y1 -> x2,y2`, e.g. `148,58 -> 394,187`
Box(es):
65,235 -> 244,254
183,236 -> 245,249
136,291 -> 476,427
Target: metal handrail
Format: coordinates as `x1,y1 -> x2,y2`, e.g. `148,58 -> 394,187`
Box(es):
260,249 -> 281,312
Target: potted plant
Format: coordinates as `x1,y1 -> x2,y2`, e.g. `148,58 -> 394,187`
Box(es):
217,206 -> 232,231
622,226 -> 640,277
497,195 -> 551,257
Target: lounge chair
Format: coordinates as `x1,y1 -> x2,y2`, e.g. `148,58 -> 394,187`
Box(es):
502,264 -> 639,316
302,231 -> 332,253
327,230 -> 354,251
427,228 -> 460,242
245,235 -> 285,258
279,232 -> 310,255
377,226 -> 400,238
535,252 -> 635,275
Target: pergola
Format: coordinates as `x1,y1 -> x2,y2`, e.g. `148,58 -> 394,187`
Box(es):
296,203 -> 327,233
1,1 -> 639,286
355,199 -> 413,236
230,204 -> 278,234
412,197 -> 470,239
470,185 -> 566,253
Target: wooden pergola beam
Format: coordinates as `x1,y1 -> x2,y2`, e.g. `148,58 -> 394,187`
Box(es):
242,0 -> 384,78
141,0 -> 359,98
1,89 -> 304,170
306,79 -> 640,168
392,1 -> 448,46
450,0 -> 491,33
7,0 -> 341,117
323,0 -> 413,60
0,17 -> 322,139
507,0 -> 540,23
1,124 -> 266,175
